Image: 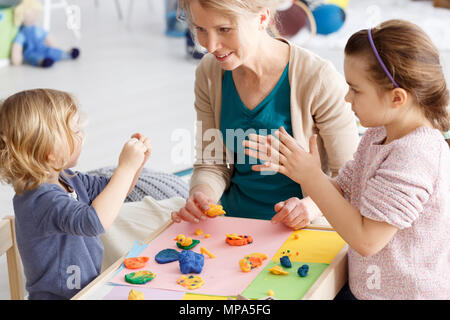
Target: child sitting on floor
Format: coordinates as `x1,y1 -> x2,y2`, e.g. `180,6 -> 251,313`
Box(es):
0,89 -> 151,299
244,19 -> 449,299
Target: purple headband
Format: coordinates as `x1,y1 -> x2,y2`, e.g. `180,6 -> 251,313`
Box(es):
367,28 -> 399,88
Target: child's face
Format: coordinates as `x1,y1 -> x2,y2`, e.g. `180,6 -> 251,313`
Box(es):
65,112 -> 85,168
343,55 -> 393,128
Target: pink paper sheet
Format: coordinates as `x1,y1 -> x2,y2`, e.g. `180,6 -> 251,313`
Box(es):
109,216 -> 292,296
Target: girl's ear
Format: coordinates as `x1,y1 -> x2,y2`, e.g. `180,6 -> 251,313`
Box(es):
391,88 -> 408,109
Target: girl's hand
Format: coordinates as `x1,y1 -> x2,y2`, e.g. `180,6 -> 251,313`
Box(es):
243,126 -> 321,184
118,138 -> 147,172
272,197 -> 322,230
171,191 -> 215,223
131,133 -> 152,163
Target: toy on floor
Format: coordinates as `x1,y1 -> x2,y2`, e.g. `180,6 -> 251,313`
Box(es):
177,275 -> 204,290
225,233 -> 253,246
155,248 -> 180,264
178,250 -> 204,274
125,271 -> 155,284
128,289 -> 145,300
174,234 -> 200,250
10,0 -> 80,68
239,253 -> 267,272
204,203 -> 226,217
124,256 -> 149,269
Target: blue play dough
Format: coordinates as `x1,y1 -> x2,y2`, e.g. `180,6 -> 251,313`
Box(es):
178,250 -> 204,274
280,255 -> 292,268
297,264 -> 309,277
155,249 -> 180,264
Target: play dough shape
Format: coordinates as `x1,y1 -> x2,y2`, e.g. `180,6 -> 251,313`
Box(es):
174,234 -> 200,250
269,265 -> 289,275
204,204 -> 226,217
125,271 -> 155,284
298,264 -> 309,277
123,257 -> 149,269
200,247 -> 216,259
280,255 -> 292,268
155,249 -> 180,264
179,250 -> 205,274
239,253 -> 268,272
177,275 -> 205,290
128,289 -> 144,300
225,234 -> 253,246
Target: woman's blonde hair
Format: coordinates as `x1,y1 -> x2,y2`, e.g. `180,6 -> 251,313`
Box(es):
178,0 -> 281,22
0,89 -> 79,194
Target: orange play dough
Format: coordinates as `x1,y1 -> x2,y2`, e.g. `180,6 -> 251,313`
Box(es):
124,257 -> 150,269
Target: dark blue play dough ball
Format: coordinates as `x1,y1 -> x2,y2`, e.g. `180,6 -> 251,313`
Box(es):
178,250 -> 204,274
297,264 -> 309,277
155,248 -> 180,264
280,255 -> 292,268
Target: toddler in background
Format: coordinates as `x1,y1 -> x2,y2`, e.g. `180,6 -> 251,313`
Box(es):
0,89 -> 151,299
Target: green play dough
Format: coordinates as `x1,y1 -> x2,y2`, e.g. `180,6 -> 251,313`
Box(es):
125,270 -> 155,284
176,239 -> 200,250
241,261 -> 329,300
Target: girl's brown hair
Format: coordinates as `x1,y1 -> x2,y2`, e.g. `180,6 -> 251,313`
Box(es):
0,89 -> 79,194
345,19 -> 449,146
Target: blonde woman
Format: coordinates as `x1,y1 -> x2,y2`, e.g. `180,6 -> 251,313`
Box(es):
171,0 -> 359,229
0,89 -> 151,299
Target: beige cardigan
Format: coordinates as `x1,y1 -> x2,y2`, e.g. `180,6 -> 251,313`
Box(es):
190,39 -> 359,201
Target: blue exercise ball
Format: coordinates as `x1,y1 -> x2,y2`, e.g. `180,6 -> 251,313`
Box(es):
312,4 -> 346,35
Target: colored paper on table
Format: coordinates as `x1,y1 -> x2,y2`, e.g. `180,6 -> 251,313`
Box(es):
272,229 -> 346,264
103,285 -> 185,300
108,216 -> 292,296
182,293 -> 229,300
241,261 -> 329,300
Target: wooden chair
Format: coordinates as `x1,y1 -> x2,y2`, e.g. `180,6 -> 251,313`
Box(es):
0,216 -> 24,300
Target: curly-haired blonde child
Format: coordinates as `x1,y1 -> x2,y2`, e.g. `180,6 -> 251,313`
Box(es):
0,89 -> 151,299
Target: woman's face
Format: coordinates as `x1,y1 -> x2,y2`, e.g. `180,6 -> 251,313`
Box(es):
190,0 -> 263,70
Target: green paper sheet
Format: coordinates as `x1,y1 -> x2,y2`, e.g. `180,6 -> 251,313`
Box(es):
241,261 -> 329,300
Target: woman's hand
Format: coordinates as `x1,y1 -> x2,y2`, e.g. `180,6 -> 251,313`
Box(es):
243,126 -> 322,185
272,197 -> 322,230
171,191 -> 215,223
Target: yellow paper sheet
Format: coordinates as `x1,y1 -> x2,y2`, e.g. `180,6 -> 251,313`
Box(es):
272,229 -> 346,264
182,293 -> 229,300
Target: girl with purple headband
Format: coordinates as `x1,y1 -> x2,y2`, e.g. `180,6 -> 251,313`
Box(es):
244,19 -> 449,299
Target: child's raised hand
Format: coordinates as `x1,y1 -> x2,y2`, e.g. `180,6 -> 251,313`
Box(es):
131,133 -> 152,163
243,126 -> 321,184
118,137 -> 147,173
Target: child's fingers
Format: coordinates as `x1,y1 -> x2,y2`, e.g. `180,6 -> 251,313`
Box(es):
275,127 -> 304,153
266,134 -> 291,158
